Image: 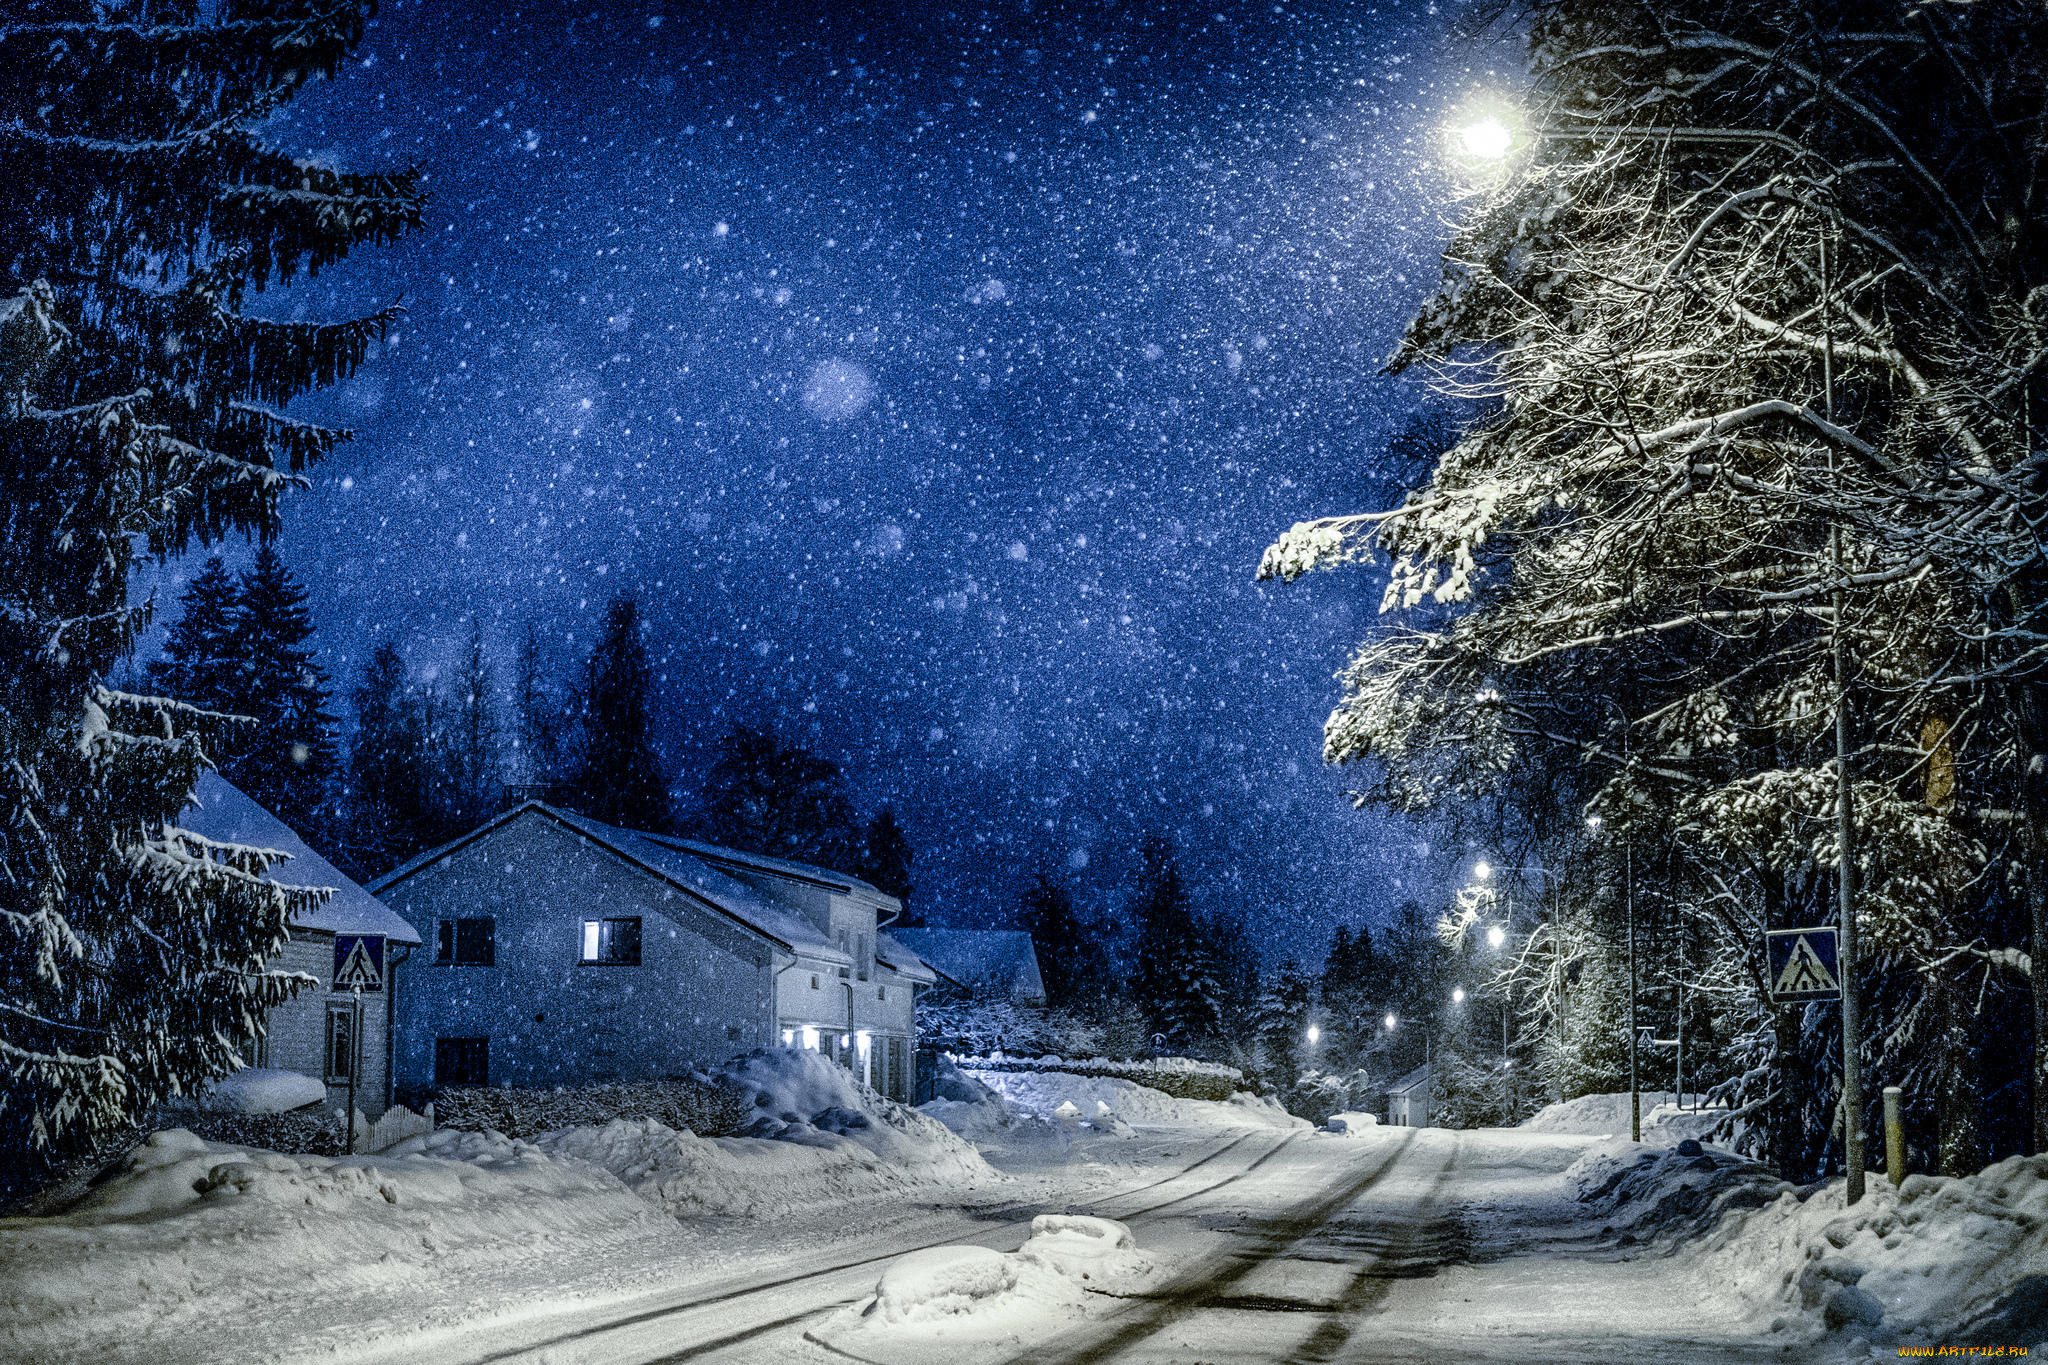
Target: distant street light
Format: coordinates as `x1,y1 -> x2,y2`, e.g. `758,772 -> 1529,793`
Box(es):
1486,923 -> 1507,950
1305,1024 -> 1321,1047
1452,987 -> 1466,1005
1473,859 -> 1493,881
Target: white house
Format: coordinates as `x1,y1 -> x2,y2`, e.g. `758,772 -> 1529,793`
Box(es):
366,803 -> 937,1102
1386,1062 -> 1434,1127
176,773 -> 423,1117
891,928 -> 1046,1007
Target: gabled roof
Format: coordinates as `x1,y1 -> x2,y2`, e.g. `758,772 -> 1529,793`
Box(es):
1388,1062 -> 1434,1097
873,930 -> 940,986
176,773 -> 421,945
368,803 -> 850,964
647,833 -> 897,906
891,928 -> 1045,1001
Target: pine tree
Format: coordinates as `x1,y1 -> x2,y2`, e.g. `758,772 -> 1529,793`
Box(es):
339,642 -> 434,879
1128,836 -> 1222,1051
0,0 -> 422,1174
856,806 -> 915,905
692,721 -> 862,869
1254,958 -> 1315,1099
439,619 -> 499,832
228,546 -> 336,833
144,558 -> 242,712
1017,868 -> 1110,1011
513,620 -> 566,789
566,594 -> 670,831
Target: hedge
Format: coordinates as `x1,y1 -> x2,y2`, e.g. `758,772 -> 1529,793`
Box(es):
433,1075 -> 752,1139
952,1054 -> 1244,1104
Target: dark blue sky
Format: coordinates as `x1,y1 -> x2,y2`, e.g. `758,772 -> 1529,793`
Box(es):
174,0 -> 1507,960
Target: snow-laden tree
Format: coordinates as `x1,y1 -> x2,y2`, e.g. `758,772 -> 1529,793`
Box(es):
1128,835 -> 1226,1052
1263,0 -> 2048,1169
0,0 -> 421,1170
690,720 -> 861,868
568,595 -> 672,832
856,806 -> 915,905
437,619 -> 500,834
228,546 -> 337,832
145,558 -> 243,713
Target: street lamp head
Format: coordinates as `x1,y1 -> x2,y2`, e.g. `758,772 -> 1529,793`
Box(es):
1473,859 -> 1492,881
1458,115 -> 1514,160
1305,1023 -> 1321,1046
1384,1012 -> 1398,1031
1452,986 -> 1466,1004
1486,924 -> 1507,949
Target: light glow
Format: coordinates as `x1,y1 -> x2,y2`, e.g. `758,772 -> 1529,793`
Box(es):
1474,860 -> 1492,881
1458,116 -> 1513,159
1487,924 -> 1507,949
801,1025 -> 819,1050
1384,1012 -> 1398,1030
1453,987 -> 1466,1004
1306,1024 -> 1321,1046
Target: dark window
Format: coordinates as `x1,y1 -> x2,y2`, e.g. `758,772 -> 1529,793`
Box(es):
323,1005 -> 355,1085
579,917 -> 642,965
435,1036 -> 489,1087
436,917 -> 494,966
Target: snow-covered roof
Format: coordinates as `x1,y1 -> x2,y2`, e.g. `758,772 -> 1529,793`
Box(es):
890,929 -> 1045,1002
176,773 -> 421,945
369,803 -> 850,964
1387,1062 -> 1433,1097
873,930 -> 939,986
649,833 -> 898,907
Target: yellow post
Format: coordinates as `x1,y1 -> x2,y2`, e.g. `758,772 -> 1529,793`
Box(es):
1883,1085 -> 1905,1186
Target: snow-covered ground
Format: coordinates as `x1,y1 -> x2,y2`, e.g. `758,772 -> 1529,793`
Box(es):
6,1069 -> 2039,1365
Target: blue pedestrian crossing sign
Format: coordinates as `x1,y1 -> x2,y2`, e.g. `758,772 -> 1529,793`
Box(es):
333,934 -> 385,992
1765,927 -> 1840,1003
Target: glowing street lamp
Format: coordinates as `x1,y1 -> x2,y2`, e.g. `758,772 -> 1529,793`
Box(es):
1384,1012 -> 1398,1031
1473,859 -> 1493,882
1457,115 -> 1514,160
1305,1023 -> 1321,1047
1486,923 -> 1507,950
1452,987 -> 1466,1005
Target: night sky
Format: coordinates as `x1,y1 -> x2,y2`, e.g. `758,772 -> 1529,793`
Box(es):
162,0 -> 1506,961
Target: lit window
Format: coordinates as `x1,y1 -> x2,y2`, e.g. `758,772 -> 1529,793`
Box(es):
781,1028 -> 794,1046
801,1025 -> 819,1050
579,917 -> 642,965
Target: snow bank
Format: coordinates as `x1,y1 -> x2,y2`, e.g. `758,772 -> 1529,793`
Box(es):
533,1115 -> 996,1220
0,1127 -> 681,1362
967,1068 -> 1306,1132
1520,1091 -> 1738,1146
1564,1137 -> 1787,1246
840,1214 -> 1160,1344
1325,1111 -> 1380,1135
1692,1152 -> 2048,1347
715,1047 -> 999,1178
189,1066 -> 326,1114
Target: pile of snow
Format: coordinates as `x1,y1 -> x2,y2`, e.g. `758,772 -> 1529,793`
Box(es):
1520,1091 -> 1738,1146
1692,1152 -> 2048,1348
715,1047 -> 998,1176
0,1127 -> 682,1362
840,1214 -> 1160,1344
187,1067 -> 326,1114
533,1113 -> 997,1221
1325,1111 -> 1379,1135
1564,1137 -> 1786,1246
968,1067 -> 1306,1132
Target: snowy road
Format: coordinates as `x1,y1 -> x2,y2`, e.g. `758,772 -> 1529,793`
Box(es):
426,1127 -> 1800,1365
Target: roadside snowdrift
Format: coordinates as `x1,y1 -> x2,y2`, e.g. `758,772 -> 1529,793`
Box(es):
827,1214 -> 1162,1349
967,1067 -> 1305,1131
1569,1136 -> 2048,1347
0,1127 -> 682,1363
1521,1091 -> 1736,1146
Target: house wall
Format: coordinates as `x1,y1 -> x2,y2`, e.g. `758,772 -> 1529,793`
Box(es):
378,813 -> 778,1096
256,933 -> 394,1118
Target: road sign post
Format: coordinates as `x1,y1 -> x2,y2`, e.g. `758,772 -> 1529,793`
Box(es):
332,936 -> 383,1155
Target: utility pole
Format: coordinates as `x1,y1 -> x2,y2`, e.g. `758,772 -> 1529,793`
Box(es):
1823,226 -> 1867,1204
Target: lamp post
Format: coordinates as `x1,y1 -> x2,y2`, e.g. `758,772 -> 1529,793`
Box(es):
1585,699 -> 1641,1143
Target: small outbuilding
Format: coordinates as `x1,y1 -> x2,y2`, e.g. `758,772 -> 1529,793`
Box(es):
1386,1062 -> 1434,1128
176,773 -> 423,1117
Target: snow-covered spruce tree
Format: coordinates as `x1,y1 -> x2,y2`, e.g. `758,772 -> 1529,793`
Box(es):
567,594 -> 672,833
229,545 -> 337,832
144,557 -> 242,712
1262,0 -> 2048,1170
691,720 -> 862,867
0,0 -> 421,1170
1127,835 -> 1225,1052
436,619 -> 500,834
337,641 -> 435,880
